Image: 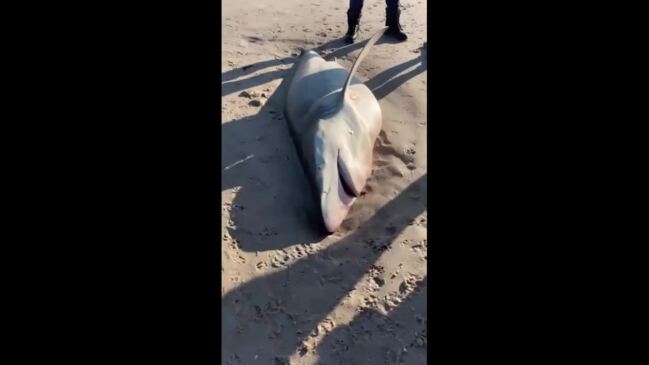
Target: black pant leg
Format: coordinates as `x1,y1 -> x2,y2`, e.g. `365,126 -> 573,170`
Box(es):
348,0 -> 364,15
386,0 -> 399,14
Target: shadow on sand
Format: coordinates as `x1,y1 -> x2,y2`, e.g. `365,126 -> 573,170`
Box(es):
316,275 -> 427,365
222,174 -> 427,364
366,45 -> 427,100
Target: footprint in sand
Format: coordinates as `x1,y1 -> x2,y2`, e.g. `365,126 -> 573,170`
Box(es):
255,260 -> 268,271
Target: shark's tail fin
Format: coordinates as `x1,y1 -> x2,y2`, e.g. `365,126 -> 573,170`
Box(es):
341,27 -> 388,98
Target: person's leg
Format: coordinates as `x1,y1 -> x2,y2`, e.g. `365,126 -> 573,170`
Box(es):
345,0 -> 364,43
386,0 -> 399,14
385,0 -> 407,41
349,0 -> 364,14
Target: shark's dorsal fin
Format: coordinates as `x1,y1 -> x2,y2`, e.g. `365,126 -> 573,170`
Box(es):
297,28 -> 388,121
341,27 -> 388,99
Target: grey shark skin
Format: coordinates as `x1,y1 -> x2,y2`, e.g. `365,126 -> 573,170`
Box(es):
285,28 -> 387,233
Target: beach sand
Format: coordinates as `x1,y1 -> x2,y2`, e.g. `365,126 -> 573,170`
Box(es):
222,0 -> 427,363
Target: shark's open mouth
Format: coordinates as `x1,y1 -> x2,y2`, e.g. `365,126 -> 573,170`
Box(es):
337,153 -> 358,202
320,160 -> 356,233
339,169 -> 356,199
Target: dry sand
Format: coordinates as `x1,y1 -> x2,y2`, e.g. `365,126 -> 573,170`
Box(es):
222,1 -> 427,364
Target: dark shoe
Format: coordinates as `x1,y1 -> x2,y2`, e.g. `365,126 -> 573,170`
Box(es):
345,11 -> 361,44
385,9 -> 408,42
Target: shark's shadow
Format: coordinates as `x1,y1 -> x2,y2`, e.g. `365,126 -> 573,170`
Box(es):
221,38 -> 373,253
222,174 -> 427,364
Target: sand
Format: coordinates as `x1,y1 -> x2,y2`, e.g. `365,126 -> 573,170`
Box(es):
222,0 -> 427,363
